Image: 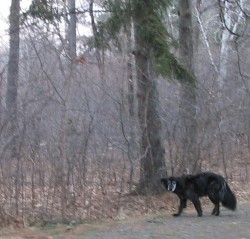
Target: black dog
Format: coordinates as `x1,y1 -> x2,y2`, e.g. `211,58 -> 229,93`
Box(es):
161,172 -> 237,217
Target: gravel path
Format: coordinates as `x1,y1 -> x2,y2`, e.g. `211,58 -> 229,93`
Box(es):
1,202 -> 249,238
75,202 -> 250,239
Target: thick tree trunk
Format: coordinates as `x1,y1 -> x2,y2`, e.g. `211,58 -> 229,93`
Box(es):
89,0 -> 105,78
60,0 -> 77,222
178,0 -> 199,174
6,0 -> 20,216
6,0 -> 20,123
134,26 -> 166,194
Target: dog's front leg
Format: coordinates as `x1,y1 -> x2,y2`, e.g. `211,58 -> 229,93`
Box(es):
173,198 -> 187,217
191,198 -> 202,217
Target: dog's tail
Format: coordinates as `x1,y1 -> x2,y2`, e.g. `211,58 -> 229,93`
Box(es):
220,181 -> 237,211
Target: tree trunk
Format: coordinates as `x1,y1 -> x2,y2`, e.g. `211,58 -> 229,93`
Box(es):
60,0 -> 77,221
178,0 -> 199,174
218,1 -> 232,93
89,0 -> 105,78
6,0 -> 20,123
125,20 -> 138,193
134,14 -> 166,194
7,0 -> 21,216
68,0 -> 77,60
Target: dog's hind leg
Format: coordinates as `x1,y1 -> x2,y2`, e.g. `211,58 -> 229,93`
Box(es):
210,198 -> 220,215
211,204 -> 220,216
173,198 -> 187,217
208,193 -> 220,216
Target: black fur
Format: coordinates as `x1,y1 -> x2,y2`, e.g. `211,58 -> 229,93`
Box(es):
161,172 -> 237,217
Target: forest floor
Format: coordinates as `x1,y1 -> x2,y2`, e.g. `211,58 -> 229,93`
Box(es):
1,188 -> 250,239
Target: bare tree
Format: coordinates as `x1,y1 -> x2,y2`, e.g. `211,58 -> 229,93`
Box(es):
6,0 -> 21,217
60,0 -> 77,221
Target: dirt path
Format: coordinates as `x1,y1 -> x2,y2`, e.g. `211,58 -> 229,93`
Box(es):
1,202 -> 250,238
63,202 -> 250,239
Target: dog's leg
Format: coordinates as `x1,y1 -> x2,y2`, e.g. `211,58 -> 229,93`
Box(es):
191,198 -> 202,217
210,196 -> 220,215
211,204 -> 220,216
208,193 -> 220,216
173,198 -> 187,217
182,198 -> 187,208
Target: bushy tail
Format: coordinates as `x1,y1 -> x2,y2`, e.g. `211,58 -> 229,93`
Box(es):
221,182 -> 237,211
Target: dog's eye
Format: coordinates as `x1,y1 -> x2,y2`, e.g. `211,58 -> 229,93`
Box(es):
172,181 -> 176,187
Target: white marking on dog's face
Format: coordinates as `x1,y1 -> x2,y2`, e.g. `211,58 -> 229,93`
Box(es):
167,180 -> 176,192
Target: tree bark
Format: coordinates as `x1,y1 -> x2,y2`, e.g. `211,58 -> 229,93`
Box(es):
6,0 -> 20,123
6,0 -> 20,215
134,9 -> 167,193
68,0 -> 77,60
60,0 -> 77,222
89,0 -> 105,78
178,0 -> 199,174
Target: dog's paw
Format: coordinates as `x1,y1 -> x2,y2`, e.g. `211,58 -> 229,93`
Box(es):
211,208 -> 220,216
173,213 -> 180,217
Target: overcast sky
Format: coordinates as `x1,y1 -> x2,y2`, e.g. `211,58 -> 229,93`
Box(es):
0,1 -> 31,45
0,1 -> 10,43
0,1 -> 93,47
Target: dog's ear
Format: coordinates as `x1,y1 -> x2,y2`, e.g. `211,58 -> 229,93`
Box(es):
161,178 -> 168,188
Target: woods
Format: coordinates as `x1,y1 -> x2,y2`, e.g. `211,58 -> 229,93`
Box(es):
0,0 -> 249,224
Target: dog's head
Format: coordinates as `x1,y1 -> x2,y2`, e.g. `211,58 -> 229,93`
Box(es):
161,177 -> 177,192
